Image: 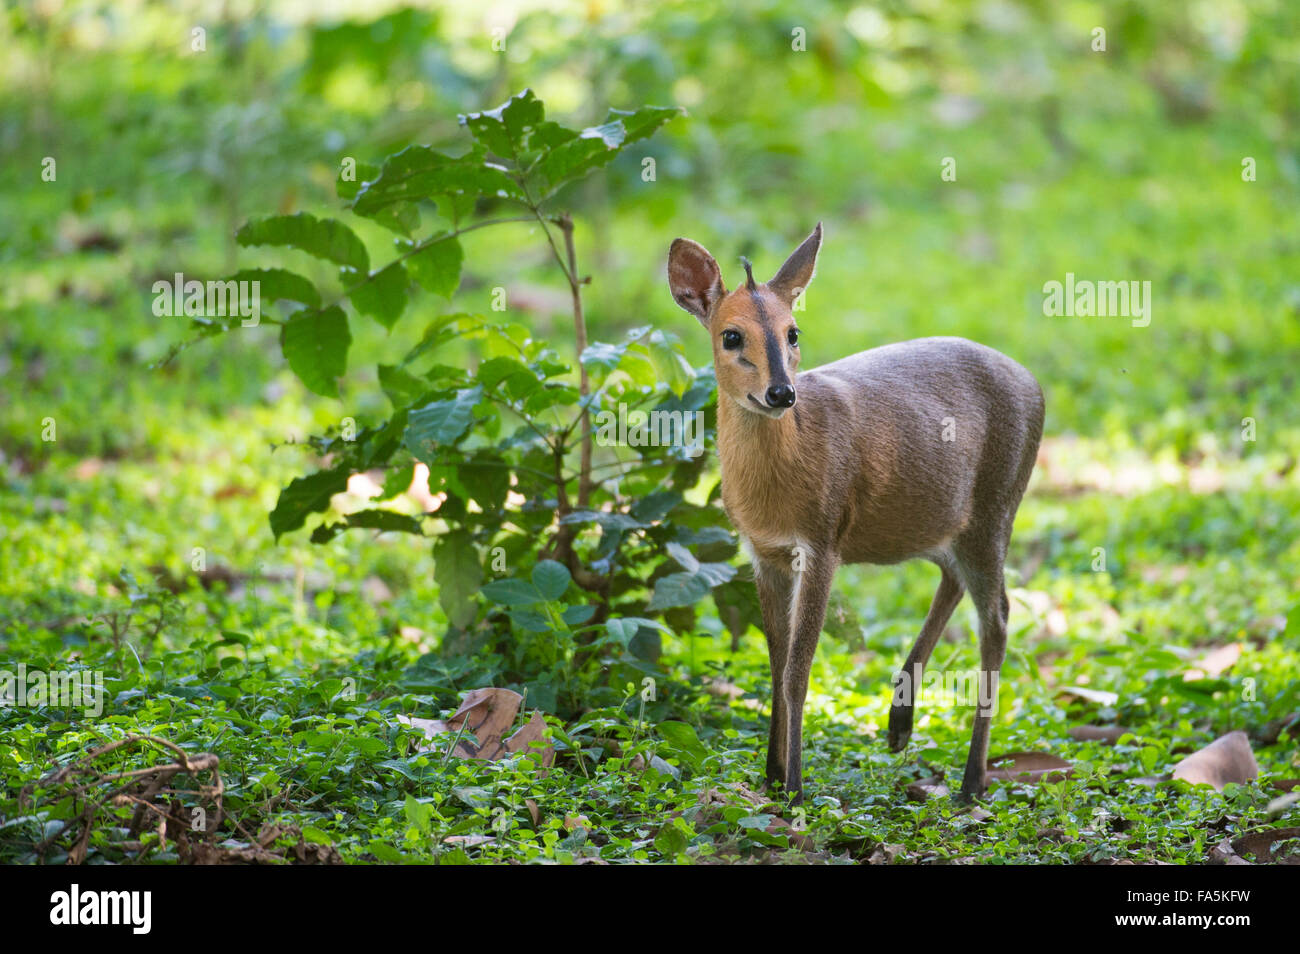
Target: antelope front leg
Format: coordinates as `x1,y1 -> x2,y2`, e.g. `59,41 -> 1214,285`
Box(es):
755,562 -> 793,790
781,545 -> 837,805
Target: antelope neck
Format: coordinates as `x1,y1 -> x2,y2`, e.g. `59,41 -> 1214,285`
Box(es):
717,391 -> 801,469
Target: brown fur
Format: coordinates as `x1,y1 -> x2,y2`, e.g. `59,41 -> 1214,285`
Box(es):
668,224 -> 1045,803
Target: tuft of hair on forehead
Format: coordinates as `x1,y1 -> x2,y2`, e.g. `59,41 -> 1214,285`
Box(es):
739,256 -> 756,291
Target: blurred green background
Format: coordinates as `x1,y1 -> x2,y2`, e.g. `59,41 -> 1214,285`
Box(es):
5,1 -> 1299,457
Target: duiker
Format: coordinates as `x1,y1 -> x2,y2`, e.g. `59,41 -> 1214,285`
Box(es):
668,224 -> 1044,802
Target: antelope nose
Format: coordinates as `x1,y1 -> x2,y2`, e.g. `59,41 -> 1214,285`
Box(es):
766,384 -> 796,408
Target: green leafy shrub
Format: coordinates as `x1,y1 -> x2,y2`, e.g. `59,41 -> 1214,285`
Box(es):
182,90 -> 762,715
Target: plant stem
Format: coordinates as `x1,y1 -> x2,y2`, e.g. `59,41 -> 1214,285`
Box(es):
554,213 -> 593,508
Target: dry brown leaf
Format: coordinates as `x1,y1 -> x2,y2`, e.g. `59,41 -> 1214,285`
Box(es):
1255,713 -> 1300,745
1266,793 -> 1299,819
866,843 -> 905,864
503,711 -> 556,767
397,715 -> 451,741
987,751 -> 1073,784
188,824 -> 342,865
695,783 -> 815,850
1171,730 -> 1258,790
444,834 -> 495,847
703,677 -> 743,699
1128,775 -> 1166,787
73,457 -> 104,480
1271,779 -> 1300,792
1184,643 -> 1242,681
397,687 -> 553,766
703,677 -> 753,706
444,687 -> 522,756
1230,826 -> 1300,863
1057,685 -> 1119,706
1068,725 -> 1131,744
905,775 -> 949,801
1207,838 -> 1250,865
213,482 -> 256,500
525,798 -> 541,827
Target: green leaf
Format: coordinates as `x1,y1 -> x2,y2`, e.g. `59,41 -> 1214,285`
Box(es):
310,509 -> 424,542
480,577 -> 543,606
270,466 -> 349,539
695,561 -> 736,587
456,455 -> 509,511
352,144 -> 522,218
477,355 -> 536,395
658,721 -> 708,770
559,510 -> 648,532
675,526 -> 735,546
406,235 -> 462,298
402,386 -> 482,461
535,130 -> 624,194
534,105 -> 682,195
603,617 -> 666,647
280,306 -> 351,398
375,760 -> 418,782
237,212 -> 369,271
435,529 -> 482,628
377,364 -> 427,409
402,312 -> 482,366
648,545 -> 735,608
562,604 -> 595,626
610,104 -> 684,146
380,465 -> 415,500
665,541 -> 700,573
460,89 -> 546,158
226,268 -> 320,308
605,618 -> 638,647
531,560 -> 571,601
508,608 -> 551,633
368,841 -> 405,863
646,334 -> 696,397
654,822 -> 689,857
346,261 -> 408,330
631,491 -> 680,523
647,571 -> 711,611
372,202 -> 421,237
712,577 -> 763,641
336,161 -> 379,200
580,340 -> 628,372
522,383 -> 580,415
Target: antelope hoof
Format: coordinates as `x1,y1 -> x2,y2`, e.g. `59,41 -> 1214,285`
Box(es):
887,708 -> 913,752
957,775 -> 987,804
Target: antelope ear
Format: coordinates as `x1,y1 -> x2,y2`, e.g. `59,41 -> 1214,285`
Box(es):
768,222 -> 822,308
668,238 -> 726,328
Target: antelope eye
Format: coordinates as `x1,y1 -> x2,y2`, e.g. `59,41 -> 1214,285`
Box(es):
721,329 -> 743,350
787,327 -> 800,346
